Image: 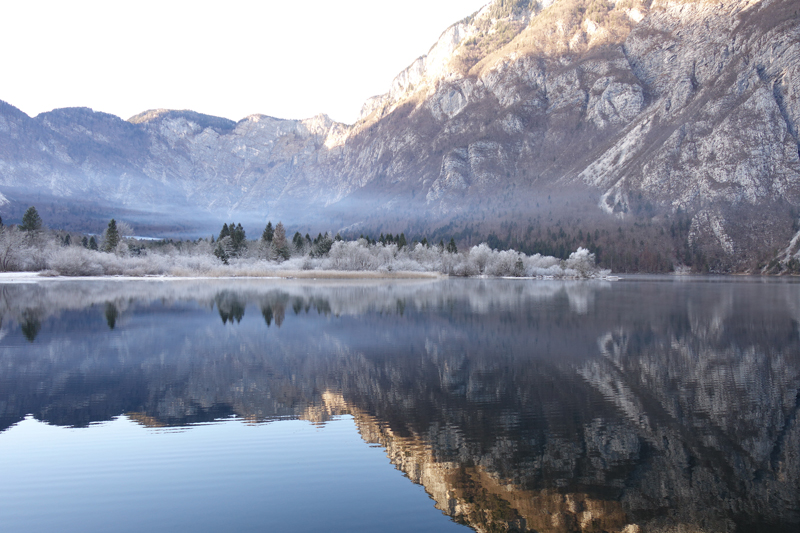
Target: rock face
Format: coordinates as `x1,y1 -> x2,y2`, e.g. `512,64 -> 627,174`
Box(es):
1,0 -> 800,270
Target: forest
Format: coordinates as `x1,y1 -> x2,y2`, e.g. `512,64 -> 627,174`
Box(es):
0,207 -> 608,279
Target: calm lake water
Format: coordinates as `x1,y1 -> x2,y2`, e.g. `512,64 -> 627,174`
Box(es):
0,277 -> 798,533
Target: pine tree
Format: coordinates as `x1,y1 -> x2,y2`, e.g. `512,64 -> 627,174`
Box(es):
231,223 -> 246,253
89,236 -> 98,250
262,221 -> 274,242
103,219 -> 120,252
447,238 -> 458,254
20,206 -> 42,232
219,223 -> 230,241
214,242 -> 229,264
398,233 -> 407,249
312,232 -> 333,257
292,231 -> 304,252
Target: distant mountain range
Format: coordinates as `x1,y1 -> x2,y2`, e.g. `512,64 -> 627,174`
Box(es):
2,0 -> 799,272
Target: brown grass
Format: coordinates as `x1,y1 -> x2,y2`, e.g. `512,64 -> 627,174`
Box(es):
166,268 -> 443,280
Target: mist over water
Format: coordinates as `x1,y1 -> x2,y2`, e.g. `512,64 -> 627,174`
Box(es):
1,277 -> 799,532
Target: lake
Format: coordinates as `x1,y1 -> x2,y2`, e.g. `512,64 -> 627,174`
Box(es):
0,277 -> 798,532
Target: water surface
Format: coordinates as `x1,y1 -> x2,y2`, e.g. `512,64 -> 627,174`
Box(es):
1,277 -> 798,532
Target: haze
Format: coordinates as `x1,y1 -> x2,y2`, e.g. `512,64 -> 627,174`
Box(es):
2,0 -> 489,124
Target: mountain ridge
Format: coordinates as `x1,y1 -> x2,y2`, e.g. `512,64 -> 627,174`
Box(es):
1,0 -> 799,272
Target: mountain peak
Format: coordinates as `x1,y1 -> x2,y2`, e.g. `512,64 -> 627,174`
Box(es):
128,109 -> 237,134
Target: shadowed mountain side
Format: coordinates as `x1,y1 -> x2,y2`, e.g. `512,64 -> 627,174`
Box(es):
2,1 -> 800,270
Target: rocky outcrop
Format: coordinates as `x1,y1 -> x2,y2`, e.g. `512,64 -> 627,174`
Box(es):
1,0 -> 799,270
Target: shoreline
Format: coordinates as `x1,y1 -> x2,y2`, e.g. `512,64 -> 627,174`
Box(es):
0,271 -> 627,283
0,270 -> 446,283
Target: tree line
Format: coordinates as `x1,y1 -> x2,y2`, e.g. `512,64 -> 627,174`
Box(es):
0,206 -> 607,278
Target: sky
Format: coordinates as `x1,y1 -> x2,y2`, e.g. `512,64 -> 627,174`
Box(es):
1,0 -> 490,124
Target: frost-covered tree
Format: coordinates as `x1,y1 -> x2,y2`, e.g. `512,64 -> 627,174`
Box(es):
312,232 -> 333,257
0,226 -> 24,271
469,243 -> 492,274
273,222 -> 290,261
214,240 -> 230,264
116,220 -> 134,239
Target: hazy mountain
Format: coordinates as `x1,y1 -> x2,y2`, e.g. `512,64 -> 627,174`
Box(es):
1,0 -> 799,271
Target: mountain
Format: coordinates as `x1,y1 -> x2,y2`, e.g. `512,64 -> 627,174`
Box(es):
1,0 -> 799,272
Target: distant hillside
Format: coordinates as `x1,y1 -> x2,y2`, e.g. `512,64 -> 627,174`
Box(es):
1,0 -> 799,272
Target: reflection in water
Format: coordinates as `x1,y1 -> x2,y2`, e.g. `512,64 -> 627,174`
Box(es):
1,278 -> 799,532
215,290 -> 246,324
20,309 -> 41,342
104,302 -> 118,330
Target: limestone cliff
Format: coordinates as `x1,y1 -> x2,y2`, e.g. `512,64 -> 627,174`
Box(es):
1,0 -> 799,271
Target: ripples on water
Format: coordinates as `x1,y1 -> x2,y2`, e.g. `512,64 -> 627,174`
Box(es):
0,277 -> 799,533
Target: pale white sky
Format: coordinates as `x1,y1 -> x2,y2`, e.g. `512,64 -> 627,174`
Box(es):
1,0 -> 489,124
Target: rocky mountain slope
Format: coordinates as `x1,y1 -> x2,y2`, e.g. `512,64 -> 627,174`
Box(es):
1,0 -> 799,272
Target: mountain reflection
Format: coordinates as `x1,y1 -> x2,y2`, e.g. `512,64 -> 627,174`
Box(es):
1,278 -> 799,532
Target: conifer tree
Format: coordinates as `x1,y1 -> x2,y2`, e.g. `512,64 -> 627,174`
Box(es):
262,221 -> 274,242
312,232 -> 333,257
214,242 -> 229,264
20,206 -> 42,232
292,231 -> 304,252
103,219 -> 120,252
231,223 -> 246,253
89,236 -> 98,250
447,238 -> 458,254
219,223 -> 230,241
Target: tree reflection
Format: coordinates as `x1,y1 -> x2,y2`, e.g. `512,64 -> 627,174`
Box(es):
215,291 -> 246,324
2,279 -> 800,532
261,304 -> 273,326
105,303 -> 118,330
20,310 -> 41,342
